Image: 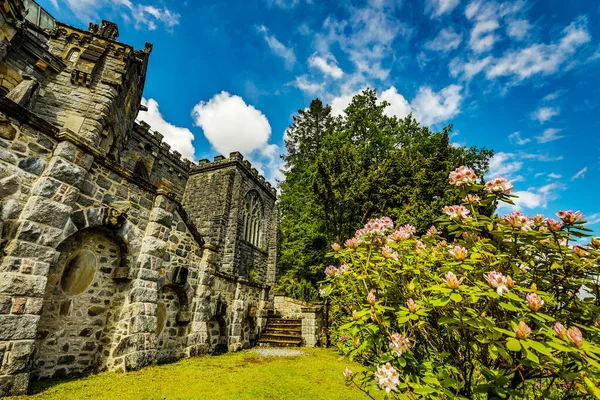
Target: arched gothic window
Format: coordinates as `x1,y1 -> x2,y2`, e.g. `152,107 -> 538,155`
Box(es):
67,48 -> 80,63
242,191 -> 263,247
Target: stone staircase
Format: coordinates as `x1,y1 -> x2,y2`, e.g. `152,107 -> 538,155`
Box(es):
258,312 -> 302,347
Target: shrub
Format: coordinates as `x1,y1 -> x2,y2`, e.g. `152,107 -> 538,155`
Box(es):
323,166 -> 600,399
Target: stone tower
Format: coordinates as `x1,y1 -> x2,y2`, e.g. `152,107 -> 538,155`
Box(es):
0,1 -> 279,395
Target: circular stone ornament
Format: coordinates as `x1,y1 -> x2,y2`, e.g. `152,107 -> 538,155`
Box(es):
60,250 -> 97,296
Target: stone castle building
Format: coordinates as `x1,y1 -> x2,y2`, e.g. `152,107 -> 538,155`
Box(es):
0,0 -> 279,395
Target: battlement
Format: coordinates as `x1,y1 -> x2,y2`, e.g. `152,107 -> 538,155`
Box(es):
133,120 -> 193,172
192,151 -> 277,198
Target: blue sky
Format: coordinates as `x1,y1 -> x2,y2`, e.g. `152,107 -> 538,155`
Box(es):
39,0 -> 600,232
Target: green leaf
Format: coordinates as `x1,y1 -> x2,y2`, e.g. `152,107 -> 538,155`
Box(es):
499,302 -> 520,312
450,293 -> 463,303
506,338 -> 521,352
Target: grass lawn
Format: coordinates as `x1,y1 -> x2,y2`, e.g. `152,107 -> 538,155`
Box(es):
8,348 -> 378,400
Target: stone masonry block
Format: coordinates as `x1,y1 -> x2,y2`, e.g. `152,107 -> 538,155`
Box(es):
20,196 -> 71,229
0,315 -> 39,340
0,273 -> 47,296
44,157 -> 87,187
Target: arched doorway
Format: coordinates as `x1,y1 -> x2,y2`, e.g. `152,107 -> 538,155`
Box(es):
155,286 -> 188,364
32,228 -> 129,379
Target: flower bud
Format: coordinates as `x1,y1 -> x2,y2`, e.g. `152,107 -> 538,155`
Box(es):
566,326 -> 583,348
343,367 -> 353,379
506,276 -> 515,288
515,321 -> 531,340
592,237 -> 600,248
596,316 -> 600,329
554,323 -> 567,340
526,293 -> 544,312
530,283 -> 537,293
352,310 -> 359,321
353,337 -> 361,347
331,243 -> 341,252
407,298 -> 417,313
367,290 -> 376,305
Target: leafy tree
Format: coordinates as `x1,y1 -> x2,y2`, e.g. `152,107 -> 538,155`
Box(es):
277,89 -> 493,301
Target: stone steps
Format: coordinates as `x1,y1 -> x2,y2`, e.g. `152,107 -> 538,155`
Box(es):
258,316 -> 302,347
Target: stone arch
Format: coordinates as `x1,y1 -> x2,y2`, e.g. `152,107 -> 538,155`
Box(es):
33,226 -> 132,378
206,298 -> 229,354
59,207 -> 143,278
155,284 -> 191,364
0,63 -> 23,96
65,47 -> 81,63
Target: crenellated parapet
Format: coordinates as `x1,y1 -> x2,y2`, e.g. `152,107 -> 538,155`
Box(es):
192,152 -> 277,199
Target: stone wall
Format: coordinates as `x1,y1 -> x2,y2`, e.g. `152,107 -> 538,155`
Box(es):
272,293 -> 324,347
0,2 -> 279,395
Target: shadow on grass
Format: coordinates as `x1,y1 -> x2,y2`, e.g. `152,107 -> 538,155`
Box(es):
27,371 -> 96,396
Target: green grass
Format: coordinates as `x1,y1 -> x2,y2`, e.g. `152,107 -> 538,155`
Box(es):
9,348 -> 376,400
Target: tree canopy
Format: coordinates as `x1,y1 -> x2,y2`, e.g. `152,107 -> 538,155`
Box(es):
277,89 -> 493,301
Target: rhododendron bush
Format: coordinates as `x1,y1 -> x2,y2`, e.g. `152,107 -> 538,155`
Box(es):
323,166 -> 600,399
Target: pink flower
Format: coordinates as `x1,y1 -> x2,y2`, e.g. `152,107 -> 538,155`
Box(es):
515,321 -> 531,340
407,299 -> 417,313
448,245 -> 468,261
526,293 -> 544,312
357,217 -> 395,238
381,246 -> 399,260
443,205 -> 471,220
324,265 -> 339,278
426,225 -> 438,236
462,194 -> 480,204
374,363 -> 400,393
344,237 -> 360,249
545,218 -> 563,232
367,290 -> 376,306
442,271 -> 464,290
343,367 -> 353,379
533,214 -> 545,226
449,166 -> 478,186
389,333 -> 411,356
339,264 -> 349,274
572,245 -> 588,257
341,335 -> 348,341
502,211 -> 534,231
331,243 -> 341,252
484,271 -> 509,296
566,326 -> 583,348
554,323 -> 567,340
556,210 -> 584,224
484,176 -> 514,194
319,288 -> 326,296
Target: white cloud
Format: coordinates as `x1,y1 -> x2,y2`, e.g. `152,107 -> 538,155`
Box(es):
547,173 -> 562,179
425,28 -> 463,52
587,213 -> 600,225
191,91 -> 271,155
542,91 -> 563,102
266,0 -> 300,8
450,56 -> 493,79
486,16 -> 591,81
379,86 -> 411,119
330,85 -> 460,126
50,0 -> 59,8
470,19 -> 500,53
508,131 -> 531,145
257,25 -> 296,70
510,182 -> 566,210
425,0 -> 460,17
63,0 -> 180,31
308,54 -> 344,79
411,84 -> 463,126
331,91 -> 361,117
531,106 -> 559,124
571,167 -> 588,180
507,19 -> 532,41
487,152 -> 523,179
535,128 -> 564,143
315,1 -> 410,83
293,76 -> 324,94
137,98 -> 196,160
